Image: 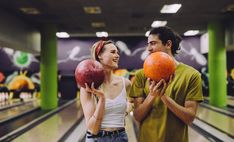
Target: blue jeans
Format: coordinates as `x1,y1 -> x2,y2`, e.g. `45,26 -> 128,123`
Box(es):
85,130 -> 128,142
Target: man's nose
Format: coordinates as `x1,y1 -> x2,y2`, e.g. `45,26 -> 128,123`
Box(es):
147,45 -> 153,52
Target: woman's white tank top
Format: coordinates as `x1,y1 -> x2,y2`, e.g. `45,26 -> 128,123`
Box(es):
101,77 -> 127,128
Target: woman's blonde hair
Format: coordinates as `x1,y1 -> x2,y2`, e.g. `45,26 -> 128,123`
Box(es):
91,40 -> 114,61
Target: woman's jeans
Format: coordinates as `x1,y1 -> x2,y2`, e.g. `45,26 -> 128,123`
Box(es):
85,129 -> 128,142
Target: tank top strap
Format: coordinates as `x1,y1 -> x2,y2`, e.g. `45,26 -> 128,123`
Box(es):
122,77 -> 126,90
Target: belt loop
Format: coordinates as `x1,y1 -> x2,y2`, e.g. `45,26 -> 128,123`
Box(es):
102,131 -> 105,137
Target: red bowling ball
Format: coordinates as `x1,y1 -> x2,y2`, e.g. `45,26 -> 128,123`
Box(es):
75,59 -> 105,88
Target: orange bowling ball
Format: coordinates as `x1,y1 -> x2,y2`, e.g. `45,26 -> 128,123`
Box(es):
143,52 -> 176,82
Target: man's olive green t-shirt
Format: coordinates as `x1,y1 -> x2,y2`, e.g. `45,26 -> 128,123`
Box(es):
130,63 -> 203,142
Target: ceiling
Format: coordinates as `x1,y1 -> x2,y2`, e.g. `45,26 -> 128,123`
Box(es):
0,0 -> 234,37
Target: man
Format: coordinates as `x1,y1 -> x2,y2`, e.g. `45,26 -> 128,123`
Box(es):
130,26 -> 203,142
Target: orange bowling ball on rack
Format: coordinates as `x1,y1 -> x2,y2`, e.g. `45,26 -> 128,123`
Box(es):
143,52 -> 176,82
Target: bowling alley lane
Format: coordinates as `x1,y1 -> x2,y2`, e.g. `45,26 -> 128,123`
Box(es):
204,96 -> 234,111
11,100 -> 83,142
188,126 -> 210,142
3,98 -> 232,142
196,104 -> 234,138
0,100 -> 40,124
0,99 -> 26,111
0,100 -> 43,138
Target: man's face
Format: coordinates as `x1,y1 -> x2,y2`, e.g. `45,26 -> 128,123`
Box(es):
147,34 -> 167,54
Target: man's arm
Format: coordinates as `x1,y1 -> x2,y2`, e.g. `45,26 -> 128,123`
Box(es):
161,96 -> 198,125
161,72 -> 203,125
133,95 -> 157,122
133,79 -> 168,122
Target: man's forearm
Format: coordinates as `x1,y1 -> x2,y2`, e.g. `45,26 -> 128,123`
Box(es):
161,95 -> 196,125
134,95 -> 156,122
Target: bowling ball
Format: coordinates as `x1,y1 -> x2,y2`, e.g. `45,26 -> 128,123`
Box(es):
143,52 -> 176,82
0,72 -> 5,83
8,79 -> 28,90
75,59 -> 105,88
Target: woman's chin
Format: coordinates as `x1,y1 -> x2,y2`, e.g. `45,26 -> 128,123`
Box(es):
112,64 -> 118,69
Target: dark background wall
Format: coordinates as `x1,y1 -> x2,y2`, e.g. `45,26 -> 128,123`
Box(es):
1,35 -> 233,75
57,36 -> 208,75
0,35 -> 234,96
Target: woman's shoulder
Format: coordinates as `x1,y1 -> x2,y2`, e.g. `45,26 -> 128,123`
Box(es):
123,77 -> 131,88
114,75 -> 131,87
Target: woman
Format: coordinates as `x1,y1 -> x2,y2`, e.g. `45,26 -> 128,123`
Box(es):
80,40 -> 132,142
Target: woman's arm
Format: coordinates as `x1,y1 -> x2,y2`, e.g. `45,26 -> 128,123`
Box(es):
80,84 -> 105,134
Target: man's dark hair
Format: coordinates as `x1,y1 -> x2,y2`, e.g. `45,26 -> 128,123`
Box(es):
149,26 -> 182,55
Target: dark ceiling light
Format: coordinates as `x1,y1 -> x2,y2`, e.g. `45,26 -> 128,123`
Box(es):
19,7 -> 40,15
224,4 -> 234,12
91,22 -> 106,28
83,6 -> 102,14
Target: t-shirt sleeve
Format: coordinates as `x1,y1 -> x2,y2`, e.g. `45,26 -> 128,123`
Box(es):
129,69 -> 146,98
186,72 -> 204,102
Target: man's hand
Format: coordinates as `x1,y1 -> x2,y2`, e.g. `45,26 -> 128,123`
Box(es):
148,74 -> 174,97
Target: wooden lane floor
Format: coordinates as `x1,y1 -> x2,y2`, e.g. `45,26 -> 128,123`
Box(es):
0,100 -> 40,124
196,104 -> 234,138
188,126 -> 210,142
11,100 -> 83,142
7,99 -> 232,142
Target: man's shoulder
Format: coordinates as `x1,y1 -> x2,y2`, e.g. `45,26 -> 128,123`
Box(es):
179,63 -> 200,75
134,69 -> 145,77
135,69 -> 149,81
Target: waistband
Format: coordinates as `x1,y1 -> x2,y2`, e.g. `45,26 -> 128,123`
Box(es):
87,128 -> 125,138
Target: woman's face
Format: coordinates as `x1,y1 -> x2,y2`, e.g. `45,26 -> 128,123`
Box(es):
98,43 -> 120,69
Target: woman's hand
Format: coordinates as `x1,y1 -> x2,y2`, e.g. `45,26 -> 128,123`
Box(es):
85,83 -> 105,99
